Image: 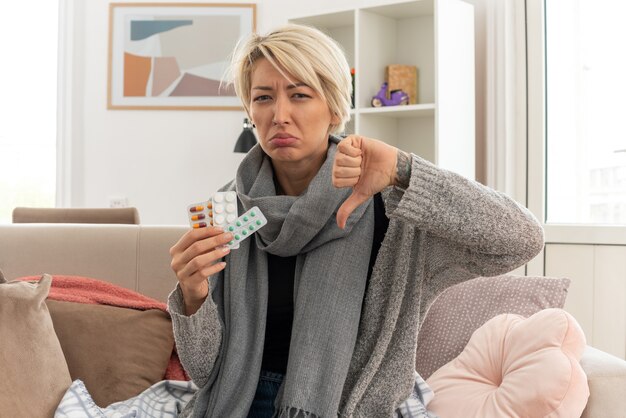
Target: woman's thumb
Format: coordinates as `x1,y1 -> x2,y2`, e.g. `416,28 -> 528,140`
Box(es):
336,191 -> 369,229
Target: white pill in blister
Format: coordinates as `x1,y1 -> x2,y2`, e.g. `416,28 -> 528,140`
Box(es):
188,193 -> 238,231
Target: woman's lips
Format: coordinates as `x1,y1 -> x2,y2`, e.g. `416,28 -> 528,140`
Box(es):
270,136 -> 298,147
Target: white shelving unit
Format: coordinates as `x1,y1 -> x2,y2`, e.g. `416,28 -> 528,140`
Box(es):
290,0 -> 475,179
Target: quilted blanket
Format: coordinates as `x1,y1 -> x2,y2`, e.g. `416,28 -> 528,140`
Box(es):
54,372 -> 437,418
55,380 -> 196,418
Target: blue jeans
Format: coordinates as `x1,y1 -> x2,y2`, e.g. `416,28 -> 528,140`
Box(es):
247,370 -> 284,418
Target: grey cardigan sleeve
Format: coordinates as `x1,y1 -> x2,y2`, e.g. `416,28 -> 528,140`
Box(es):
385,154 -> 544,281
167,280 -> 223,388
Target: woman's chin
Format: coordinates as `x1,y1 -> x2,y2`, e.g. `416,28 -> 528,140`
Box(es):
268,148 -> 300,162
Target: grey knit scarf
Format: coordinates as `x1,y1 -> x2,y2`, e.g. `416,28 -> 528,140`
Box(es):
197,136 -> 375,418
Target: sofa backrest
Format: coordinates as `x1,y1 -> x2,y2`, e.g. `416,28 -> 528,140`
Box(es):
0,224 -> 187,302
12,207 -> 141,224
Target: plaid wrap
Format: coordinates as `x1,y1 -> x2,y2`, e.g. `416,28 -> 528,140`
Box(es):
54,373 -> 435,417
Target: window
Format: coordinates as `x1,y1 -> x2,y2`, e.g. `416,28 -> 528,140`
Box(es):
545,0 -> 626,225
0,1 -> 58,223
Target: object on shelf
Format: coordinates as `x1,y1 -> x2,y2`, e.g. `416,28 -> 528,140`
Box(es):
350,68 -> 355,109
371,82 -> 409,107
386,64 -> 418,104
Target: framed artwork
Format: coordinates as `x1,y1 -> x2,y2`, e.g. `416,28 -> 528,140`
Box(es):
107,3 -> 256,110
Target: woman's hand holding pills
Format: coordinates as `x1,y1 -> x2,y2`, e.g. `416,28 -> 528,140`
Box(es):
169,226 -> 233,315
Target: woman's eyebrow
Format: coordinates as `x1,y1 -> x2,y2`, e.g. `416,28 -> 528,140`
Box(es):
252,82 -> 309,91
286,82 -> 309,89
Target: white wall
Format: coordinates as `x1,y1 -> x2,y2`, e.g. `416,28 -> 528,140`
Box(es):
64,0 -> 486,225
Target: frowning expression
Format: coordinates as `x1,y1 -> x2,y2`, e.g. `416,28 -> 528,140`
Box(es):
249,58 -> 338,166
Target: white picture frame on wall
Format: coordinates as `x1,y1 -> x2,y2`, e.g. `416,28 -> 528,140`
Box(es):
107,2 -> 256,110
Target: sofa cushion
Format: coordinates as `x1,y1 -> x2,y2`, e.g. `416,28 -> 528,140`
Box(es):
580,345 -> 626,418
416,275 -> 570,378
426,308 -> 589,418
0,274 -> 72,417
46,299 -> 175,407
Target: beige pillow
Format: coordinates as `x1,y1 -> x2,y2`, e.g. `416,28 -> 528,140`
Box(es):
580,346 -> 626,418
0,274 -> 72,418
416,275 -> 570,379
46,299 -> 174,407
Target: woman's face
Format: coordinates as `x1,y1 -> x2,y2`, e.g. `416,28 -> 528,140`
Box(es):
249,58 -> 337,166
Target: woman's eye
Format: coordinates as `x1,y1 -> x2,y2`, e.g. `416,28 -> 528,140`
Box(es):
292,93 -> 311,99
253,95 -> 271,102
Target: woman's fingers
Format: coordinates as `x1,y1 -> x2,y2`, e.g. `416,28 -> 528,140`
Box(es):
333,177 -> 359,188
169,226 -> 233,305
335,150 -> 362,167
332,159 -> 361,187
178,246 -> 230,280
169,227 -> 232,309
174,229 -> 233,270
170,226 -> 225,258
337,135 -> 363,157
332,166 -> 361,188
333,136 -> 364,188
334,134 -> 401,228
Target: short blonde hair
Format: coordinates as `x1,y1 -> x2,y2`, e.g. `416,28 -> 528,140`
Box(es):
226,24 -> 351,134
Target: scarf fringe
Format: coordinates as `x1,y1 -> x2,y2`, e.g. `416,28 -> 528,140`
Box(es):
275,406 -> 320,418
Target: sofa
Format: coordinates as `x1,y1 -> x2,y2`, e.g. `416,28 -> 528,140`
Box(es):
1,223 -> 625,417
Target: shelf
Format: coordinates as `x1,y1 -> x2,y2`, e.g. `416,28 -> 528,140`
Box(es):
358,103 -> 435,118
289,0 -> 475,180
290,10 -> 354,28
361,0 -> 434,19
290,10 -> 355,69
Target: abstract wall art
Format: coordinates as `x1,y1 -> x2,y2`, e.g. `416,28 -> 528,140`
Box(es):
108,3 -> 256,110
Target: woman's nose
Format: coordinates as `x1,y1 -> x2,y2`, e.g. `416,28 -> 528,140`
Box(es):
272,96 -> 291,125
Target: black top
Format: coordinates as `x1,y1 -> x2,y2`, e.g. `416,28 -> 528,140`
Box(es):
261,193 -> 390,374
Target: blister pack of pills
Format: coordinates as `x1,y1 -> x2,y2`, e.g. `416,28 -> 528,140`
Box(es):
187,194 -> 267,250
187,191 -> 239,229
211,191 -> 239,227
222,206 -> 267,249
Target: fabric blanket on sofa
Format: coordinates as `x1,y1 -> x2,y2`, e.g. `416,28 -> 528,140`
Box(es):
54,374 -> 435,418
55,379 -> 197,417
20,275 -> 434,417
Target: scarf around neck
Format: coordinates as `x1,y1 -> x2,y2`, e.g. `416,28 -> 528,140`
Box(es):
197,136 -> 375,417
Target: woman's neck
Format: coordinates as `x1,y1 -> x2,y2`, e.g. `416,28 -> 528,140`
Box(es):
272,152 -> 327,196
